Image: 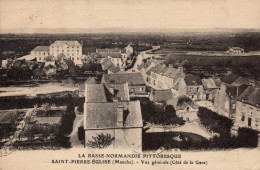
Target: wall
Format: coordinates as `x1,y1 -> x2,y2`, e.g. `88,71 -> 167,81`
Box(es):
235,101 -> 260,131
129,85 -> 146,94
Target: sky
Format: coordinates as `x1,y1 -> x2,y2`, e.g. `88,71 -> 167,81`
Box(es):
0,0 -> 260,33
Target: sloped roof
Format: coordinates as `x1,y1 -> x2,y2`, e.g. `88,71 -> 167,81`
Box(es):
101,58 -> 113,70
232,77 -> 249,86
184,75 -> 202,86
103,83 -> 130,101
151,89 -> 173,102
85,101 -> 143,129
221,73 -> 239,85
85,84 -> 107,103
102,73 -> 145,85
31,46 -> 50,52
107,65 -> 120,74
146,64 -> 163,75
226,84 -> 248,99
85,77 -> 97,84
238,86 -> 260,107
202,79 -> 218,89
51,41 -> 81,47
212,79 -> 221,88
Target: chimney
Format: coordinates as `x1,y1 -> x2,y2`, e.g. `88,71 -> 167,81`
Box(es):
116,106 -> 124,127
109,87 -> 115,96
178,66 -> 183,74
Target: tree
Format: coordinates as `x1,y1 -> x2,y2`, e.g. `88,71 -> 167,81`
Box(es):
41,103 -> 52,116
86,133 -> 115,149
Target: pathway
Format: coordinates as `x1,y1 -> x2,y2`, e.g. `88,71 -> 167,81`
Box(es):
68,114 -> 84,148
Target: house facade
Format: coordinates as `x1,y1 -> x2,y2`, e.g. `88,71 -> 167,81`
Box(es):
50,40 -> 82,64
178,75 -> 203,101
201,78 -> 221,101
31,46 -> 50,62
234,86 -> 260,132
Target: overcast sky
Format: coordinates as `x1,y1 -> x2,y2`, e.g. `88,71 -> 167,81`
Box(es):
0,0 -> 260,33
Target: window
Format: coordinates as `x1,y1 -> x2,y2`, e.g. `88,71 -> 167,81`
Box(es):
77,50 -> 79,52
43,52 -> 45,55
255,119 -> 259,127
187,107 -> 190,112
77,57 -> 79,60
39,57 -> 41,60
241,113 -> 245,121
140,87 -> 144,91
130,88 -> 134,93
248,117 -> 252,127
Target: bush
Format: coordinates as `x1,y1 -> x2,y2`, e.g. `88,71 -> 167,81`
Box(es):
86,133 -> 115,149
237,127 -> 258,148
198,107 -> 233,136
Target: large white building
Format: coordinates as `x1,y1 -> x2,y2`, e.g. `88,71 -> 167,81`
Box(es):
50,40 -> 83,64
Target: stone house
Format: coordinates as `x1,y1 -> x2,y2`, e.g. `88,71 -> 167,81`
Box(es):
234,86 -> 260,132
214,73 -> 249,119
201,78 -> 221,101
84,83 -> 142,151
178,74 -> 203,101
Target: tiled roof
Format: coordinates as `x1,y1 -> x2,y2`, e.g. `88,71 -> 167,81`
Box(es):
103,83 -> 130,101
146,64 -> 163,75
31,46 -> 50,52
238,86 -> 260,107
51,41 -> 81,47
102,73 -> 145,85
221,73 -> 239,85
85,101 -> 143,129
231,77 -> 249,86
85,84 -> 107,103
150,89 -> 173,102
184,75 -> 202,86
82,63 -> 103,72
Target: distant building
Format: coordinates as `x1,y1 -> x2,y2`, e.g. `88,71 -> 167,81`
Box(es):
31,46 -> 50,62
96,45 -> 132,68
50,41 -> 82,65
234,86 -> 260,132
102,73 -> 146,95
228,47 -> 245,54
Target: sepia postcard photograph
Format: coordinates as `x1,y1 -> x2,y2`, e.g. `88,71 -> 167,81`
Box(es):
0,0 -> 260,169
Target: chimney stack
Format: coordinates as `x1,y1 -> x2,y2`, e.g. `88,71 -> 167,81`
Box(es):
116,106 -> 124,127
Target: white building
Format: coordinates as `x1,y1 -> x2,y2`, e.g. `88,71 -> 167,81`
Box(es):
50,41 -> 82,63
31,46 -> 50,62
